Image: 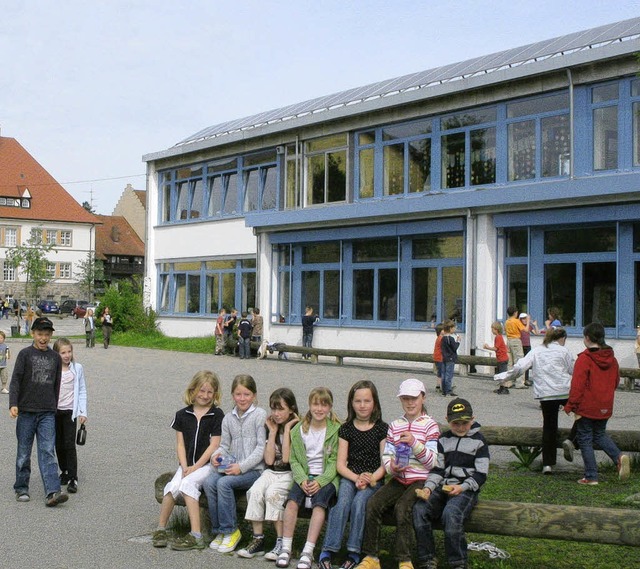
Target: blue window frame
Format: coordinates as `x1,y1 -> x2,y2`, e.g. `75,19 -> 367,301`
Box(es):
157,258 -> 256,316
500,205 -> 640,337
275,224 -> 465,330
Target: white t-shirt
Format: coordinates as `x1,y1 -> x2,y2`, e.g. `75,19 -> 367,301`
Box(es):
58,369 -> 75,411
301,426 -> 326,476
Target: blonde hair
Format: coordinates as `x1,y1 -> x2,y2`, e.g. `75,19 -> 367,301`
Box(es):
491,321 -> 504,334
53,338 -> 74,361
183,370 -> 221,406
301,387 -> 340,433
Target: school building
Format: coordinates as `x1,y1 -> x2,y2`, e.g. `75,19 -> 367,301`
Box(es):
143,18 -> 640,367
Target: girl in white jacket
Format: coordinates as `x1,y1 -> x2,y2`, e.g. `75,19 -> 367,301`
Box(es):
53,338 -> 88,493
495,328 -> 573,473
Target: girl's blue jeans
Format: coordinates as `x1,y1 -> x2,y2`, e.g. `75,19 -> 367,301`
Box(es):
203,469 -> 261,534
322,477 -> 381,555
575,417 -> 621,481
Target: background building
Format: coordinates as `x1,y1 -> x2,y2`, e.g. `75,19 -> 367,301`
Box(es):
143,18 -> 640,367
0,136 -> 99,303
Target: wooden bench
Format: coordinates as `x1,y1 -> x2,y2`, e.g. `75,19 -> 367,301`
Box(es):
154,472 -> 640,547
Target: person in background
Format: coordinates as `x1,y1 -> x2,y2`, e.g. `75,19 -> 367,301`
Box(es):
0,331 -> 9,394
564,323 -> 630,485
440,320 -> 460,397
223,309 -> 238,356
543,307 -> 562,330
214,308 -> 227,356
495,328 -> 573,474
432,323 -> 444,392
101,306 -> 113,349
504,307 -> 527,388
483,321 -> 508,382
84,308 -> 96,348
301,306 -> 319,360
237,312 -> 253,360
519,313 -> 539,386
251,308 -> 264,344
24,305 -> 36,335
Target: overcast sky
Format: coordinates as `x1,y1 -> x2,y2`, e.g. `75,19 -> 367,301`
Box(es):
1,1 -> 639,215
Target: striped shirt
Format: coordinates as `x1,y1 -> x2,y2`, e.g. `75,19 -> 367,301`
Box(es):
383,413 -> 439,486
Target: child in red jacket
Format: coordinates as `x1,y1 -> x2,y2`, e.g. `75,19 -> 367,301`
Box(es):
564,323 -> 630,485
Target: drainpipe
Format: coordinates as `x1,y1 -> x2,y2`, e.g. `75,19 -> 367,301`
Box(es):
566,69 -> 574,179
466,208 -> 477,373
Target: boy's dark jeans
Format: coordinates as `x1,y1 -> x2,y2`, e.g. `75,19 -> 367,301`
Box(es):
413,487 -> 478,567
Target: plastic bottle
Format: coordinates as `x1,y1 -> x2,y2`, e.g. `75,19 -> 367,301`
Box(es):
216,453 -> 236,472
395,442 -> 411,468
305,475 -> 315,508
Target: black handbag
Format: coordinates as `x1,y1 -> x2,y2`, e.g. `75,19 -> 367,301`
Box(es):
76,424 -> 87,446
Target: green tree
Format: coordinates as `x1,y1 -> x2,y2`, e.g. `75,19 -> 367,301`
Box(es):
75,252 -> 104,301
98,280 -> 157,334
6,228 -> 56,301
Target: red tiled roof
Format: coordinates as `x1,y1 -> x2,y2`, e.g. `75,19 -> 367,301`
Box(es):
95,215 -> 145,260
0,137 -> 100,224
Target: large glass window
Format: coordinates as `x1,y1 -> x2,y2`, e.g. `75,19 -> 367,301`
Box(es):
158,258 -> 255,316
277,231 -> 464,329
441,109 -> 496,189
592,84 -> 619,171
507,92 -> 570,181
305,134 -> 348,205
242,151 -> 278,212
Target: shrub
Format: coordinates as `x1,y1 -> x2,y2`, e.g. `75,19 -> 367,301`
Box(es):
97,281 -> 158,334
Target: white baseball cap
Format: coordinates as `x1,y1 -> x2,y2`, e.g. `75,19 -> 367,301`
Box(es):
519,313 -> 528,319
397,378 -> 426,397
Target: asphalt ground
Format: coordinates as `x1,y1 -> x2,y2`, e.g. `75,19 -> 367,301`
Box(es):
0,316 -> 638,569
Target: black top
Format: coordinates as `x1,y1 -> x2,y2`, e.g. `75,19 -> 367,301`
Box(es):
9,345 -> 62,412
224,314 -> 237,335
302,315 -> 318,335
238,318 -> 252,339
340,419 -> 388,475
171,405 -> 224,466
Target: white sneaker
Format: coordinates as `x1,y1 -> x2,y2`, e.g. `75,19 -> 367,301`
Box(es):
209,534 -> 224,550
1,388 -> 9,394
265,540 -> 284,561
542,465 -> 552,475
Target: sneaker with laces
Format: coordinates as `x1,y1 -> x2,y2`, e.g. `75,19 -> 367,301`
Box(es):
355,557 -> 381,569
218,528 -> 242,553
493,386 -> 510,395
152,528 -> 168,548
67,479 -> 78,493
209,534 -> 224,550
170,533 -> 206,551
1,387 -> 9,394
562,439 -> 575,462
577,478 -> 598,485
15,492 -> 30,502
618,454 -> 630,481
237,535 -> 265,558
265,540 -> 284,561
45,491 -> 68,507
399,562 -> 414,569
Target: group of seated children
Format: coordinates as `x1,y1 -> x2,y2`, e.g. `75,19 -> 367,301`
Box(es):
153,374 -> 489,569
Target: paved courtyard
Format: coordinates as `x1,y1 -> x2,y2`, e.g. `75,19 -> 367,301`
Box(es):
0,323 -> 637,568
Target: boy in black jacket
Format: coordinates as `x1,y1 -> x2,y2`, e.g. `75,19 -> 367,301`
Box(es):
9,317 -> 67,507
413,398 -> 489,569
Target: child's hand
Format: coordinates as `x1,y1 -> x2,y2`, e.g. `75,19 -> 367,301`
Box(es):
390,460 -> 407,474
398,431 -> 415,445
183,465 -> 196,476
9,406 -> 18,419
266,416 -> 278,433
443,484 -> 463,496
415,487 -> 431,501
78,416 -> 87,425
285,416 -> 299,430
224,463 -> 241,476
